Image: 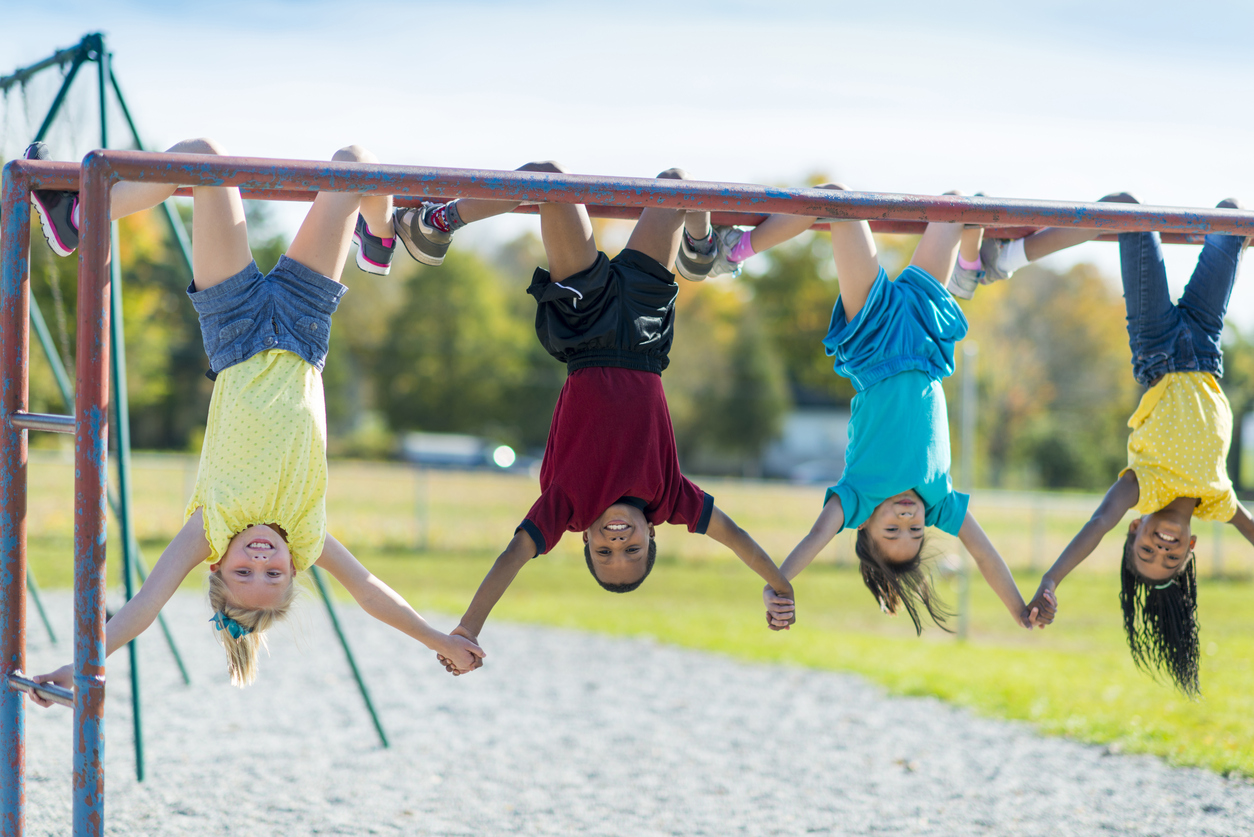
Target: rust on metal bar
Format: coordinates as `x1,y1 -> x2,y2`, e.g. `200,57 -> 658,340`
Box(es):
72,151 -> 1252,236
72,150 -> 112,837
10,412 -> 75,435
0,158 -> 33,837
6,673 -> 73,709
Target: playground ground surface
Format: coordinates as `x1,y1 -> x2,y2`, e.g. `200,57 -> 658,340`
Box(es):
21,452 -> 1254,779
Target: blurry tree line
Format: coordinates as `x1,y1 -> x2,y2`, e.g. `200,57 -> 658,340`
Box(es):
21,203 -> 1254,491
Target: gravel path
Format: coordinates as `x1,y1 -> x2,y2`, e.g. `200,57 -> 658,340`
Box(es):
20,591 -> 1254,836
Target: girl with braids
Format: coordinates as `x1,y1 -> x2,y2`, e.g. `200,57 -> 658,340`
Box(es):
722,187 -> 1038,633
1008,194 -> 1253,695
24,139 -> 483,698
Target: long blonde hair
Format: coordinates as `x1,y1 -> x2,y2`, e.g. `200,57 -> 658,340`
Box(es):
207,571 -> 300,687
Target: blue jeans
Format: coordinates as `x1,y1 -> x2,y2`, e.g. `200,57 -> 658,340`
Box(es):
1120,231 -> 1245,386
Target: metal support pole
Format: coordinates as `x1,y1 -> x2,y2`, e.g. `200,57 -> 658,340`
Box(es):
24,573 -> 56,646
957,343 -> 977,641
73,150 -> 113,837
1,161 -> 33,837
310,566 -> 389,748
108,65 -> 194,280
98,42 -> 144,785
31,49 -> 88,143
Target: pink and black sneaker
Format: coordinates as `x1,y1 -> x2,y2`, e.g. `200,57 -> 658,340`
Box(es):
352,213 -> 396,275
25,142 -> 79,257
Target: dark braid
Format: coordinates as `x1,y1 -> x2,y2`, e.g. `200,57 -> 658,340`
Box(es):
855,529 -> 954,635
1120,532 -> 1201,697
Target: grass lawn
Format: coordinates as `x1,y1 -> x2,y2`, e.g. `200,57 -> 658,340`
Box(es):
21,451 -> 1254,777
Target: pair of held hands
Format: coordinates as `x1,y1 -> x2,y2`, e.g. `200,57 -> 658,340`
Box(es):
764,581 -> 1060,634
437,589 -> 801,675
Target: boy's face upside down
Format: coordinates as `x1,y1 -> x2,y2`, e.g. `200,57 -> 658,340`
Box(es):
583,502 -> 657,587
211,523 -> 296,608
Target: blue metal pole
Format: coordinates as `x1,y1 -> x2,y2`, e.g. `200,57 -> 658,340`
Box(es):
310,567 -> 389,748
1,159 -> 33,837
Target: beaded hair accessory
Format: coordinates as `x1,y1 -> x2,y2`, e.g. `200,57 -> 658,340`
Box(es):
209,611 -> 252,638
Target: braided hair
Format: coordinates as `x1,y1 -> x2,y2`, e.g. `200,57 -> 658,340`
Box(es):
855,528 -> 953,634
1120,531 -> 1200,697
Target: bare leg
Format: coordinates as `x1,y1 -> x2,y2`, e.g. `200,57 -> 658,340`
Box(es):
959,227 -> 983,263
625,168 -> 702,270
1012,191 -> 1141,261
908,190 -> 968,288
430,160 -> 567,226
811,185 -> 881,323
744,183 -> 848,253
107,138 -> 253,291
286,145 -> 393,283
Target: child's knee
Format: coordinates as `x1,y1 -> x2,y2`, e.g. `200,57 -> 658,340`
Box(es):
332,144 -> 377,165
1099,191 -> 1140,204
167,137 -> 227,156
518,160 -> 566,174
656,167 -> 691,181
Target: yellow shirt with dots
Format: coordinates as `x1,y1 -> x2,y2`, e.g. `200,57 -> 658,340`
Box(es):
1120,371 -> 1237,522
184,350 -> 328,571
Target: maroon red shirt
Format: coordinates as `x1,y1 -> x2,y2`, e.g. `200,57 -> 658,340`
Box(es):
518,367 -> 714,555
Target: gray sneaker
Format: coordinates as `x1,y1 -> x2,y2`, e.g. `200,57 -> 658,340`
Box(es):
978,238 -> 1012,284
708,226 -> 747,279
394,202 -> 452,266
948,259 -> 982,300
676,230 -> 716,281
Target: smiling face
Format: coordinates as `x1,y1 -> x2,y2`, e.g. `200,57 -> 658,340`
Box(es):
859,490 -> 926,564
583,502 -> 656,587
1127,514 -> 1196,582
210,523 -> 296,609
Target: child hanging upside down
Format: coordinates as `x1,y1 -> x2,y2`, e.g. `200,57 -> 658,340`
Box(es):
968,193 -> 1254,695
26,139 -> 483,698
701,187 -> 1039,633
390,163 -> 796,673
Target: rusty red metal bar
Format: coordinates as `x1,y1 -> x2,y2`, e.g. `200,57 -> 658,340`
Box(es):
0,161 -> 78,837
0,160 -> 33,837
92,150 -> 1252,235
72,154 -> 111,837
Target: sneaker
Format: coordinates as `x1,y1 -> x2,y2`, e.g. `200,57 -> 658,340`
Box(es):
352,213 -> 396,275
948,259 -> 982,300
707,226 -> 747,279
25,142 -> 79,257
977,238 -> 1013,284
675,229 -> 716,281
394,202 -> 452,266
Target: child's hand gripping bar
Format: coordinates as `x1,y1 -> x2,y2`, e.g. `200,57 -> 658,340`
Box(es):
7,671 -> 74,707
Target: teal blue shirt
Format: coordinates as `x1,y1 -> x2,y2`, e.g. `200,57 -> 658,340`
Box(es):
822,266 -> 970,535
824,370 -> 969,535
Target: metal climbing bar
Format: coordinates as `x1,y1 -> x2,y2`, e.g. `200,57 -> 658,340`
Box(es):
6,674 -> 73,709
8,413 -> 75,434
116,151 -> 1254,234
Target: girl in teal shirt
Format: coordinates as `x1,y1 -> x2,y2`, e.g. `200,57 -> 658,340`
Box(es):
709,186 -> 1039,633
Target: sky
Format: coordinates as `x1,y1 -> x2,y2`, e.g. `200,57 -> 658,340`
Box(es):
4,1 -> 1254,323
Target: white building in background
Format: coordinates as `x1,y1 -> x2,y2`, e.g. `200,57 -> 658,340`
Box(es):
762,407 -> 849,483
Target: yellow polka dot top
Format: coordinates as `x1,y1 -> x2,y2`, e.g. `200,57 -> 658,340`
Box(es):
1120,371 -> 1236,522
184,350 -> 328,571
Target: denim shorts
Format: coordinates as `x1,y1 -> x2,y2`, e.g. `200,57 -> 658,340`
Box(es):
187,255 -> 347,377
1120,231 -> 1244,386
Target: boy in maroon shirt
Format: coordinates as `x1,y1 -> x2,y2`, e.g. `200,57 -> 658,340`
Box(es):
393,163 -> 797,673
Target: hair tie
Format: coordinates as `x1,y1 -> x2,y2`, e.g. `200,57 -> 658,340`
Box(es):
210,611 -> 252,638
1152,579 -> 1177,590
